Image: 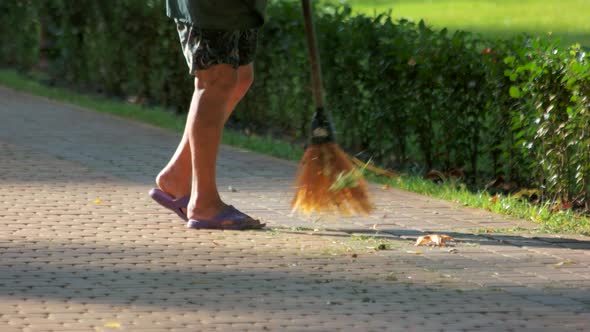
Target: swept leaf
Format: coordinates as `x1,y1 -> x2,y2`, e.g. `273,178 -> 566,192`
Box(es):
415,234 -> 454,247
329,158 -> 371,192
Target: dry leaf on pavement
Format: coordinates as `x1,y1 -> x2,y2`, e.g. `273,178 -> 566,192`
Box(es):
104,322 -> 121,328
406,250 -> 423,255
415,234 -> 454,247
554,260 -> 576,266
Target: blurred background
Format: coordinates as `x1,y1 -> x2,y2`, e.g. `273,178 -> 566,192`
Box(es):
330,0 -> 590,47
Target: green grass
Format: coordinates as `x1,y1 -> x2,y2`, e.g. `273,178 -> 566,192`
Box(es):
380,175 -> 590,236
327,0 -> 590,46
1,68 -> 589,236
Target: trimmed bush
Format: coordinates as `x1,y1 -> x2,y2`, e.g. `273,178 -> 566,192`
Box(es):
505,40 -> 590,207
0,0 -> 40,70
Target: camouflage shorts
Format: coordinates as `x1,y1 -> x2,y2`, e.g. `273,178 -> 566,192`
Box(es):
175,19 -> 258,75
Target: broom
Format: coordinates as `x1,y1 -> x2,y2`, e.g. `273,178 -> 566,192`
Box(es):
291,0 -> 373,216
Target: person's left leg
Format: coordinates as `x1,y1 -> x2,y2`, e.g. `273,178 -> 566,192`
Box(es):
155,63 -> 254,201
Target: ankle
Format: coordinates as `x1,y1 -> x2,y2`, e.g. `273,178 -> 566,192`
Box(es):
193,194 -> 223,208
188,197 -> 227,219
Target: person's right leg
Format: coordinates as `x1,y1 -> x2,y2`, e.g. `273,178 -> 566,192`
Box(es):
155,63 -> 254,201
185,63 -> 238,220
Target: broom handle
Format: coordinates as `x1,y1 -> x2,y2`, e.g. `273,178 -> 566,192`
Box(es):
301,0 -> 325,109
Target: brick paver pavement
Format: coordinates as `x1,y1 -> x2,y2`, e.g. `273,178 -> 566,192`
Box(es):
0,85 -> 589,331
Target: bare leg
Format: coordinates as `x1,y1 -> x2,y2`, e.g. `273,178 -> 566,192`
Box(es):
155,63 -> 254,200
155,92 -> 196,199
185,64 -> 241,219
224,63 -> 254,122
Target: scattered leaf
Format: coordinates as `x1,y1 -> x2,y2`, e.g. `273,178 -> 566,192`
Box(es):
94,199 -> 102,204
489,194 -> 499,203
381,184 -> 390,190
415,234 -> 454,247
448,248 -> 458,254
372,224 -> 378,230
104,322 -> 121,328
406,250 -> 423,255
554,260 -> 576,266
351,253 -> 358,258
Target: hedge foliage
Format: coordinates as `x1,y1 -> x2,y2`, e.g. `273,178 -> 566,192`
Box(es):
2,0 -> 590,208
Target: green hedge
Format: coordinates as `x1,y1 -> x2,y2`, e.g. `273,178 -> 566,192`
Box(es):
0,0 -> 40,70
1,0 -> 589,208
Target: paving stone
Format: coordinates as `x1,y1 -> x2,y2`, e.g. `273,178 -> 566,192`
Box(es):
0,86 -> 589,331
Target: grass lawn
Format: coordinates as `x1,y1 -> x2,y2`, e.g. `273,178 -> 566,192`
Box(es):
327,0 -> 590,47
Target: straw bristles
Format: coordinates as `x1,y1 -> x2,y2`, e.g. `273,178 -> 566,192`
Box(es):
291,143 -> 373,216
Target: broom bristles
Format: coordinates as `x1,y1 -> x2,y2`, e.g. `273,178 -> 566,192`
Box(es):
291,143 -> 373,216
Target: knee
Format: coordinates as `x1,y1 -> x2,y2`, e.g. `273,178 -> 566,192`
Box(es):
195,65 -> 239,94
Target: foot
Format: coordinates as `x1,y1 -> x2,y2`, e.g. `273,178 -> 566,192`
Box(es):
155,170 -> 191,214
186,204 -> 265,230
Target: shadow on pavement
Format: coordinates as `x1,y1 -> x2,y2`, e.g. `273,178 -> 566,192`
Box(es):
0,238 -> 587,331
273,227 -> 590,251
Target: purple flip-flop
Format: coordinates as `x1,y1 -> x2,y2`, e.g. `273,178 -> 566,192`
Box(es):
149,188 -> 189,222
186,205 -> 265,230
